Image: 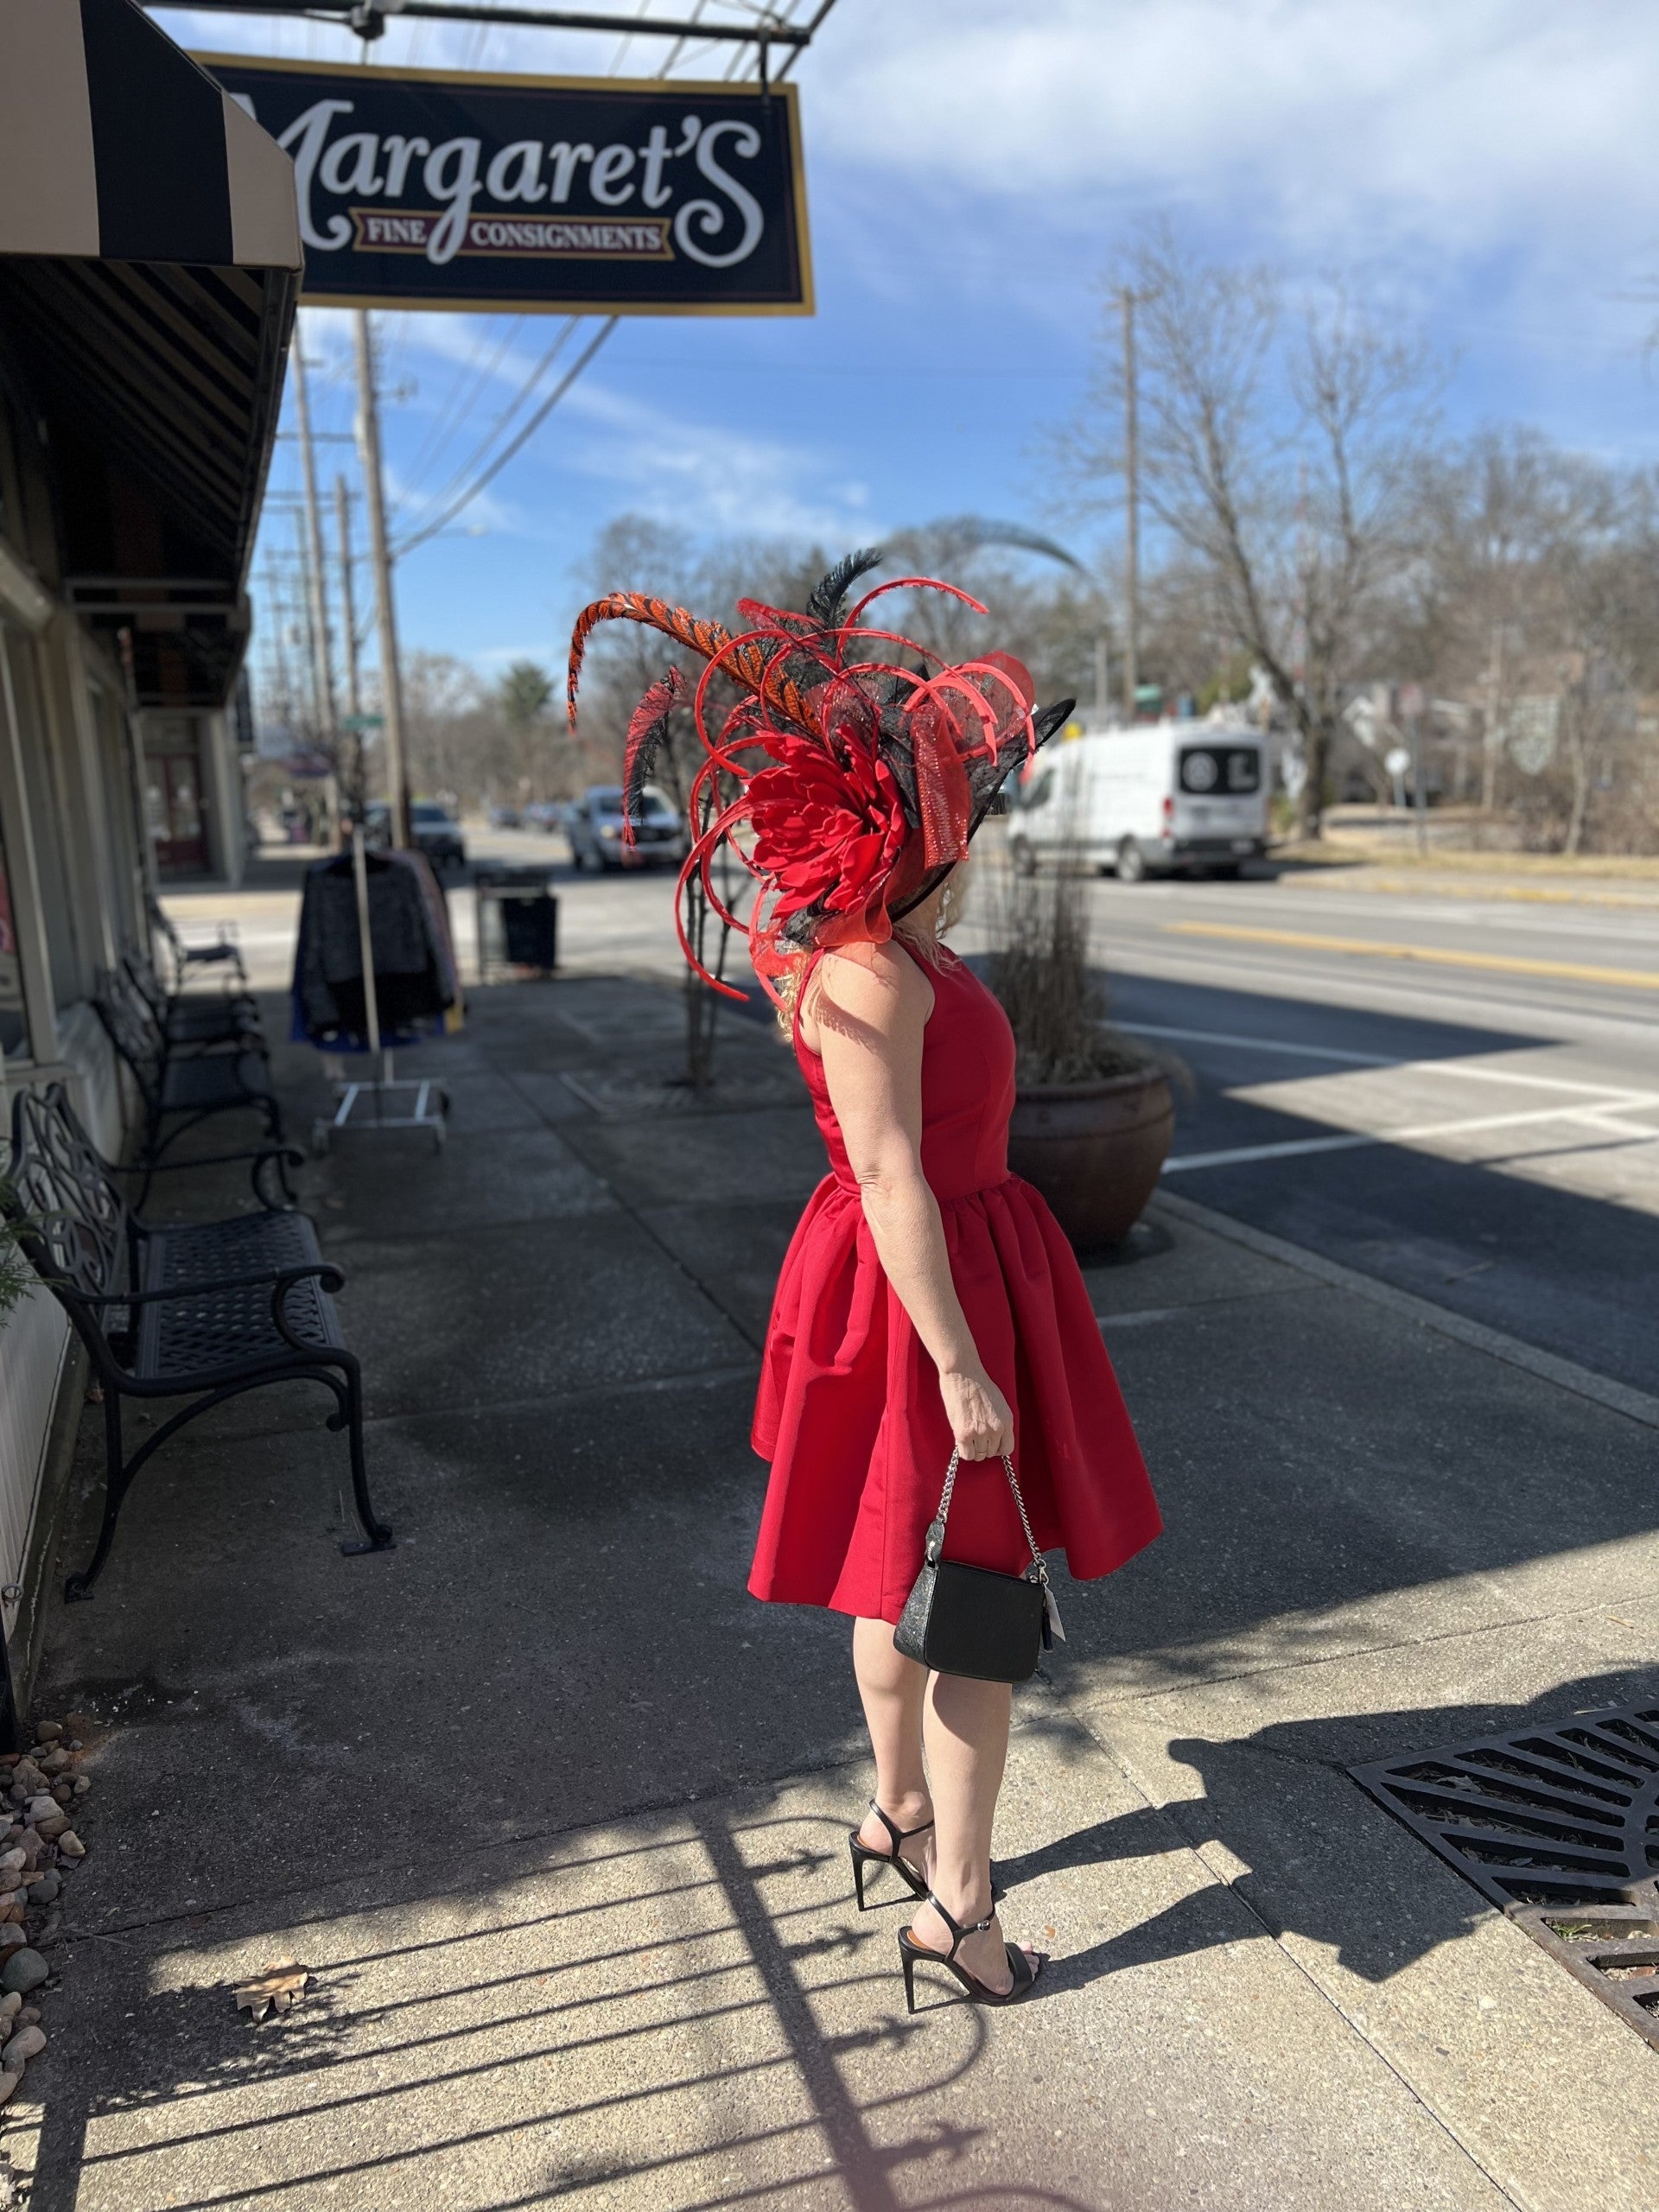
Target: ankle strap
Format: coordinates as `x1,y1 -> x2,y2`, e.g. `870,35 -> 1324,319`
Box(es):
867,1799 -> 935,1853
923,1892 -> 995,1960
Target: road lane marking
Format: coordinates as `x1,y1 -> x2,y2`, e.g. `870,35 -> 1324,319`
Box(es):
1162,1100 -> 1659,1174
1164,1133 -> 1375,1171
1163,921 -> 1659,991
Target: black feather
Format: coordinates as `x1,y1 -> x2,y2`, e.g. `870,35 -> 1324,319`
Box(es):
1032,697 -> 1077,748
806,547 -> 885,629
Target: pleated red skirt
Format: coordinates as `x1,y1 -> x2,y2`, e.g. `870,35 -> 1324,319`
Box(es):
749,950 -> 1161,1625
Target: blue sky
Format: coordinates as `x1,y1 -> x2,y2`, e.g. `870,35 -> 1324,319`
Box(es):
157,0 -> 1659,691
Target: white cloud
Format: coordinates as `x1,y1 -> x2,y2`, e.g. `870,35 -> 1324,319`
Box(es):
555,378 -> 876,540
811,1 -> 1659,264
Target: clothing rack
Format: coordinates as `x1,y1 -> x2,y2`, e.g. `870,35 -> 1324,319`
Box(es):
311,826 -> 449,1153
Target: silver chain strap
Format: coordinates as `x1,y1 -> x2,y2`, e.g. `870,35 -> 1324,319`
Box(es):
934,1448 -> 1048,1585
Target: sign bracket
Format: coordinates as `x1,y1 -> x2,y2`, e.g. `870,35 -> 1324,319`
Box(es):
170,0 -> 815,48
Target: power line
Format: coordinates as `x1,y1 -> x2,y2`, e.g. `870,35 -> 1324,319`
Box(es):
394,317 -> 619,558
409,318 -> 579,529
400,315 -> 526,497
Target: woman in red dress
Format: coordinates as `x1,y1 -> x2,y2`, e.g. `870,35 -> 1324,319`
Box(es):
568,556 -> 1160,2007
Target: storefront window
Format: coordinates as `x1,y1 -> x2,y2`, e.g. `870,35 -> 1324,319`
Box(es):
89,680 -> 145,938
143,715 -> 212,879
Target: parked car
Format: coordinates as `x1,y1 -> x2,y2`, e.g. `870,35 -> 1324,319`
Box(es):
364,800 -> 468,871
566,784 -> 686,871
487,803 -> 521,830
521,800 -> 565,835
1007,718 -> 1268,881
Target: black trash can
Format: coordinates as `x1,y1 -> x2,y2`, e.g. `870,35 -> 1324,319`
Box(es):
474,868 -> 559,979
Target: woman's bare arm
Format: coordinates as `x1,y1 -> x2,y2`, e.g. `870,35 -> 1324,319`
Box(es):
805,944 -> 1013,1459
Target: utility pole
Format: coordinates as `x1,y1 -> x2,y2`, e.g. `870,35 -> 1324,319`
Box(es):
334,474 -> 362,720
1094,633 -> 1109,720
291,342 -> 339,754
259,562 -> 292,732
334,473 -> 366,822
354,308 -> 410,849
1118,287 -> 1141,722
290,511 -> 323,740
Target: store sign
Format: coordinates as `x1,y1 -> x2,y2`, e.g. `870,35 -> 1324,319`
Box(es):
195,55 -> 812,315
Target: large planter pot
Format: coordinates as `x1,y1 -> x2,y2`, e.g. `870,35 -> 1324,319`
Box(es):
1007,1067 -> 1175,1250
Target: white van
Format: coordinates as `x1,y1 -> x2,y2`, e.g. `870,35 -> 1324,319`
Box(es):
1006,718 -> 1269,881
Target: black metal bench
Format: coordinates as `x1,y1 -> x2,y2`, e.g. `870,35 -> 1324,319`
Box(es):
122,944 -> 264,1057
3,1084 -> 393,1599
148,896 -> 247,988
96,963 -> 281,1197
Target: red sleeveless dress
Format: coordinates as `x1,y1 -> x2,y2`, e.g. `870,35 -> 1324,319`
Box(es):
749,948 -> 1161,1624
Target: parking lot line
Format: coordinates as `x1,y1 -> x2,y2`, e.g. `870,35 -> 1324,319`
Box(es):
1120,1023 -> 1659,1109
1162,921 -> 1659,991
1163,1099 -> 1659,1174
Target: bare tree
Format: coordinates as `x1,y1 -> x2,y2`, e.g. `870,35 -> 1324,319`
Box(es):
1404,429 -> 1659,851
399,652 -> 492,805
1055,220 -> 1442,834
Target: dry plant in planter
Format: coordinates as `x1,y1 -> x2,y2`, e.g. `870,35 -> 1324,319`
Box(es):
984,858 -> 1176,1249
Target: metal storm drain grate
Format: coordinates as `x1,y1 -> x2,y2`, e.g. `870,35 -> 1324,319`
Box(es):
1510,1906 -> 1659,2051
1350,1700 -> 1659,2050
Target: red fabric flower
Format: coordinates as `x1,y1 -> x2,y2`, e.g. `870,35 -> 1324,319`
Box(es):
748,729 -> 911,924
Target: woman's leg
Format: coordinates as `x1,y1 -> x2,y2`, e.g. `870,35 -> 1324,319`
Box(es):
851,1618 -> 932,1877
912,1672 -> 1039,1994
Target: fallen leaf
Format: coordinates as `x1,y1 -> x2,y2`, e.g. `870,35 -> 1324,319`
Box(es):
232,1960 -> 308,2023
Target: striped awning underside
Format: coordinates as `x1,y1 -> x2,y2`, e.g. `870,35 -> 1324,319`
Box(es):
0,0 -> 300,270
0,254 -> 291,582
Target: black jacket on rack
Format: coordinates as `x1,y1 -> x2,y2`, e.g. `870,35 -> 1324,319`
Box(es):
291,849 -> 461,1049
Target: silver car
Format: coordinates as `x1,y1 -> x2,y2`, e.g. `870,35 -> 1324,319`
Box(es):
566,785 -> 686,871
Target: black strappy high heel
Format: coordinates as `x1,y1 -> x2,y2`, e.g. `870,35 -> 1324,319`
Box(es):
848,1800 -> 933,1910
848,1802 -> 1007,1912
898,1895 -> 1046,2012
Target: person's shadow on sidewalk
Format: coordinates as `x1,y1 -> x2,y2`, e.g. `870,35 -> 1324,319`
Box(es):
998,1666 -> 1659,1996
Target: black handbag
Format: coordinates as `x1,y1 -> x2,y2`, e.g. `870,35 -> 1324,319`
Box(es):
894,1449 -> 1065,1683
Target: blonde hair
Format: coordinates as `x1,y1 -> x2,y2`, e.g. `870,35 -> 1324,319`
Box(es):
773,862 -> 969,1034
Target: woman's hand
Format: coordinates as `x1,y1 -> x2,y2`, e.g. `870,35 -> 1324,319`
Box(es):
938,1366 -> 1014,1460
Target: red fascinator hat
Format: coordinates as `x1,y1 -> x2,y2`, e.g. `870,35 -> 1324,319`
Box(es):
565,551 -> 1076,1004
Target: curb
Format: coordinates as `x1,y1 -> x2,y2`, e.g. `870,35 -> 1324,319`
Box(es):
1152,1190 -> 1659,1434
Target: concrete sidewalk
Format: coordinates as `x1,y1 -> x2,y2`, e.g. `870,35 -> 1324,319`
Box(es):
10,965 -> 1659,2209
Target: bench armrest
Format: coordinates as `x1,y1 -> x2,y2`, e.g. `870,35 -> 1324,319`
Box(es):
66,1259 -> 343,1308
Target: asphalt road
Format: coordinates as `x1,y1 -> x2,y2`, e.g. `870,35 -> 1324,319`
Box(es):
969,863 -> 1659,1395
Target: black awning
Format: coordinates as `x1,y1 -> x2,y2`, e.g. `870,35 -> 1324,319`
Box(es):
0,0 -> 301,708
